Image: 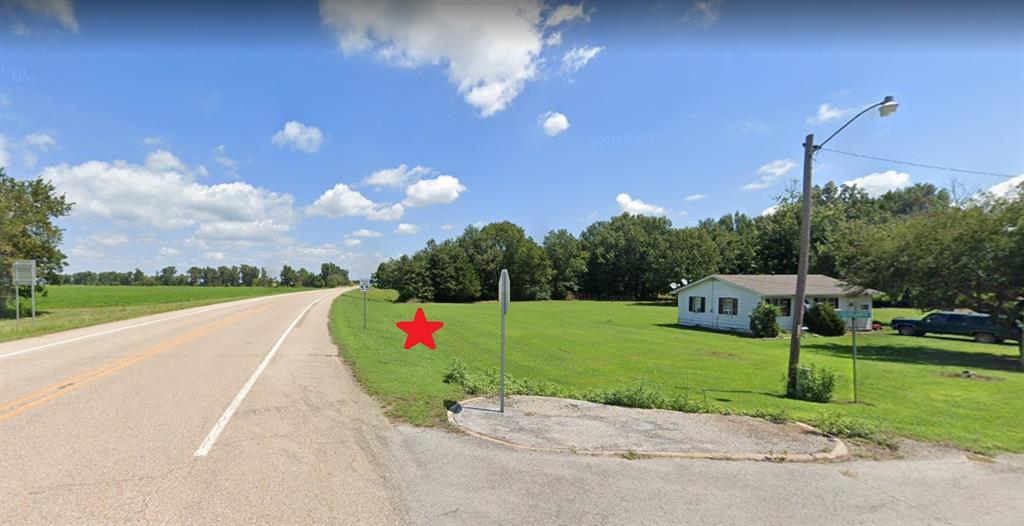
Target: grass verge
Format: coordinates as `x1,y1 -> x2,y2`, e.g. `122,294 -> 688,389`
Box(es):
329,289 -> 1023,454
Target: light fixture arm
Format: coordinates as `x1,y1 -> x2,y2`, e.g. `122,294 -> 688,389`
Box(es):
815,100 -> 887,151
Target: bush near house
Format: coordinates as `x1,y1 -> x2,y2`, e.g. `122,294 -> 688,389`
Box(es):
805,303 -> 846,336
749,302 -> 781,337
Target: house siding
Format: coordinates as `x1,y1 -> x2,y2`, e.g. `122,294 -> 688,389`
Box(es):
676,279 -> 875,333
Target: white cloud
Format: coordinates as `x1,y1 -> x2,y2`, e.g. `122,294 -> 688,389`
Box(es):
545,31 -> 562,46
545,3 -> 589,27
440,223 -> 454,231
561,45 -> 602,74
8,0 -> 78,33
24,133 -> 57,151
69,243 -> 100,258
271,120 -> 324,153
204,251 -> 226,261
211,144 -> 238,176
685,0 -> 722,26
842,170 -> 911,197
145,149 -> 186,173
319,0 -> 550,117
806,103 -> 853,125
89,233 -> 128,247
40,156 -> 297,244
350,228 -> 383,238
403,175 -> 467,207
761,205 -> 779,216
684,193 -> 707,202
307,182 -> 405,221
142,136 -> 167,147
541,111 -> 570,136
984,174 -> 1024,199
742,159 -> 796,191
343,238 -> 362,247
394,223 -> 421,235
616,193 -> 666,216
363,164 -> 431,188
159,247 -> 180,257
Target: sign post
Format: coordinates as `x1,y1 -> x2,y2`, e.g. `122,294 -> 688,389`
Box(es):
498,269 -> 510,413
359,279 -> 370,330
13,260 -> 36,324
838,308 -> 871,402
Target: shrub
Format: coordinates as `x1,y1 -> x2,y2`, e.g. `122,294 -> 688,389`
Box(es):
749,302 -> 781,337
789,364 -> 836,403
804,303 -> 846,336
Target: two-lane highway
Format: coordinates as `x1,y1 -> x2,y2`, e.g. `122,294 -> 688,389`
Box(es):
0,288 -> 407,524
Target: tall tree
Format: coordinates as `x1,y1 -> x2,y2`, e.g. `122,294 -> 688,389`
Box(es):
0,169 -> 72,315
543,229 -> 587,299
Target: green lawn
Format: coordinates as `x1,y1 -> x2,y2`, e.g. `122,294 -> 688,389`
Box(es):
330,289 -> 1024,454
1,285 -> 309,342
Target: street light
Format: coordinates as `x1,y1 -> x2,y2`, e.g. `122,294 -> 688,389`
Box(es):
785,95 -> 899,397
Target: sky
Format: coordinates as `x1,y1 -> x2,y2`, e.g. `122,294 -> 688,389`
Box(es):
1,0 -> 1022,278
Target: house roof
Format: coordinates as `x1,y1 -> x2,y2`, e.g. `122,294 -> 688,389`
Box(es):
670,274 -> 878,297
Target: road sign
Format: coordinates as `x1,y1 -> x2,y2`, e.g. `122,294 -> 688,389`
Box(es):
498,269 -> 510,413
13,260 -> 35,286
837,310 -> 871,319
12,259 -> 37,323
359,279 -> 370,292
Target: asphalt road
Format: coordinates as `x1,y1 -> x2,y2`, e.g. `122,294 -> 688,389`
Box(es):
2,288 -> 1021,525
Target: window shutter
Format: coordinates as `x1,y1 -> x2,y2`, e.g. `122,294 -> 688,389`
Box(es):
718,297 -> 724,314
700,297 -> 705,312
734,298 -> 738,314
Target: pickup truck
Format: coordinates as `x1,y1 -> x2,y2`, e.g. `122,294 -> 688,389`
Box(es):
891,311 -> 1022,344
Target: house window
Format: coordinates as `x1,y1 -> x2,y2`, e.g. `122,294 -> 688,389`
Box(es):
718,297 -> 738,315
688,296 -> 706,313
813,297 -> 839,309
767,298 -> 791,317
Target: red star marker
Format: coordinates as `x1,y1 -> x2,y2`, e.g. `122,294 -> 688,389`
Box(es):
395,308 -> 445,350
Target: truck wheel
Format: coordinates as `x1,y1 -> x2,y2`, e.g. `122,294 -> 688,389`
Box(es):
897,326 -> 916,336
974,332 -> 997,344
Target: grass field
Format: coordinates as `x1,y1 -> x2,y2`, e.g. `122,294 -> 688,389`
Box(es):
330,289 -> 1024,454
0,285 -> 309,342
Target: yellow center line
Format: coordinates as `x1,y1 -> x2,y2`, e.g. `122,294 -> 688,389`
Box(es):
0,303 -> 271,422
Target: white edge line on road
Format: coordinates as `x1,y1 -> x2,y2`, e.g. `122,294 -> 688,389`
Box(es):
0,290 -> 319,360
193,295 -> 327,457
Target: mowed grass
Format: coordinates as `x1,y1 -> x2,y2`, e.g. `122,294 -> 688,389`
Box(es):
330,289 -> 1024,454
1,285 -> 309,342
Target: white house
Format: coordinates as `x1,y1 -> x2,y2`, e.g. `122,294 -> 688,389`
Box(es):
669,274 -> 875,333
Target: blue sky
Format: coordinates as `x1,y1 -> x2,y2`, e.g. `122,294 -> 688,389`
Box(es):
1,0 -> 1021,278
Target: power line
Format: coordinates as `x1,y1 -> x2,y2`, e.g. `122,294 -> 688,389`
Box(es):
818,147 -> 1020,179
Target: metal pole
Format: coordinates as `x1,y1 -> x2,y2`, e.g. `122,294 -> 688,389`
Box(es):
787,133 -> 815,396
31,267 -> 36,322
15,284 -> 20,325
852,321 -> 859,402
500,301 -> 506,413
362,289 -> 367,330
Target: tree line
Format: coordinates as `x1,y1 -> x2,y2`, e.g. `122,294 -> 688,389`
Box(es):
62,263 -> 350,289
375,181 -> 1023,319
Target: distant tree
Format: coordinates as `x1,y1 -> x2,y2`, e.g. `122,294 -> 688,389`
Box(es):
426,239 -> 481,302
579,213 -> 672,300
319,262 -> 349,286
460,222 -> 552,300
158,266 -> 177,286
279,265 -> 298,287
239,264 -> 260,287
543,229 -> 587,299
186,266 -> 204,286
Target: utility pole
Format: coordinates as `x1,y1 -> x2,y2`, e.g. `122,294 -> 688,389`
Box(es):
787,133 -> 815,395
